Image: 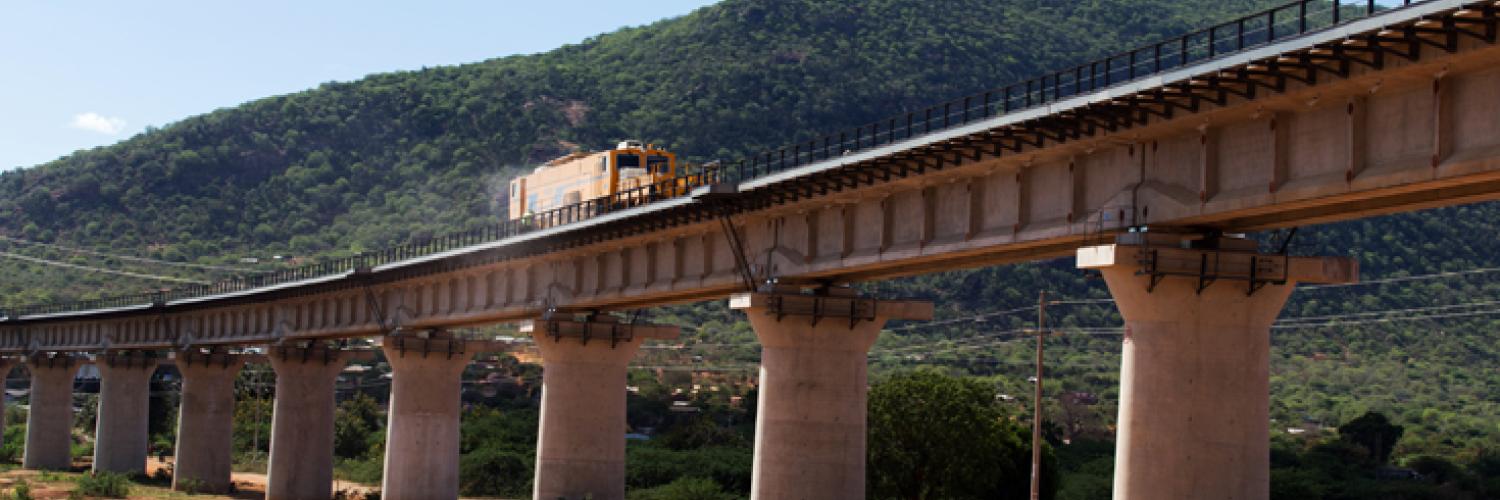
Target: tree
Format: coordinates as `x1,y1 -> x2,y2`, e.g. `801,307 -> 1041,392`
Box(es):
334,393 -> 383,460
867,370 -> 1056,499
1338,411 -> 1404,464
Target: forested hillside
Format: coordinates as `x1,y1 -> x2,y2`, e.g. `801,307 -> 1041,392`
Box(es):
0,0 -> 1284,303
2,0 -> 1499,495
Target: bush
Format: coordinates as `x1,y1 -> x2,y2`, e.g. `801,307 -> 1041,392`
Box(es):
0,425 -> 25,463
458,448 -> 532,497
334,456 -> 384,485
175,477 -> 207,494
625,445 -> 752,493
7,478 -> 31,500
75,472 -> 131,498
71,441 -> 94,460
627,477 -> 736,500
232,450 -> 268,474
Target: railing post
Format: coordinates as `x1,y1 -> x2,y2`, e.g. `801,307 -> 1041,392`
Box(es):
1237,18 -> 1245,50
1300,1 -> 1308,33
1181,35 -> 1190,66
1269,9 -> 1277,41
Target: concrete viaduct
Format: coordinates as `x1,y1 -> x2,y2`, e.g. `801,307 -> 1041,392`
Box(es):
2,1 -> 1498,498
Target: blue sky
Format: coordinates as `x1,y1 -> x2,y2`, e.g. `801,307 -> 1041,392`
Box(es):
0,0 -> 717,171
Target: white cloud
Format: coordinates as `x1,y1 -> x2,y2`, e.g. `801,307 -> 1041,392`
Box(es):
70,112 -> 127,135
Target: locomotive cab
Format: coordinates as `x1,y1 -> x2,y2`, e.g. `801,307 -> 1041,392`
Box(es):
507,141 -> 677,221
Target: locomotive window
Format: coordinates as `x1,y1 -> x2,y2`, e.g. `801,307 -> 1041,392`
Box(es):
647,155 -> 671,174
616,154 -> 641,168
598,156 -> 608,173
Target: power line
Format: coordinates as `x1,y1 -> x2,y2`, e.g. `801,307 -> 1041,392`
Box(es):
1273,305 -> 1500,329
0,234 -> 256,273
890,265 -> 1500,335
0,249 -> 209,284
1275,299 -> 1500,325
1299,266 -> 1500,291
0,235 -> 256,273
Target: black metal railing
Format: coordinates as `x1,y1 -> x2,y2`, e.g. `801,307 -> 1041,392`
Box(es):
726,0 -> 1422,182
0,0 -> 1437,319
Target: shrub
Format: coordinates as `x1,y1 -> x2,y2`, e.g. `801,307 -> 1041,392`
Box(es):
10,478 -> 32,500
71,441 -> 94,460
232,450 -> 268,474
75,472 -> 131,498
334,456 -> 384,485
0,425 -> 25,463
175,477 -> 207,494
458,448 -> 532,497
626,477 -> 736,500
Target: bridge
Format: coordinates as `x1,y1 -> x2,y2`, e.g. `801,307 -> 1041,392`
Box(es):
2,1 -> 1497,498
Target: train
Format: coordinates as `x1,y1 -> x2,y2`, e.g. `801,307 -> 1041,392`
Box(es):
508,140 -> 709,222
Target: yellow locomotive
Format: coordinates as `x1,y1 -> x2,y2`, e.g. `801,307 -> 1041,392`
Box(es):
507,140 -> 680,221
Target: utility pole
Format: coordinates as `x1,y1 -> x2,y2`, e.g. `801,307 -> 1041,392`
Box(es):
1030,291 -> 1047,500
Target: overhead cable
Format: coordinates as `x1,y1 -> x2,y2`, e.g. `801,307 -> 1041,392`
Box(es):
0,235 -> 255,273
0,250 -> 209,284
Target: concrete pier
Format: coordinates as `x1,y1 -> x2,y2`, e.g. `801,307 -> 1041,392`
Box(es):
93,353 -> 158,475
731,291 -> 933,500
266,345 -> 349,500
0,360 -> 14,455
173,351 -> 245,493
23,355 -> 81,470
380,334 -> 473,500
1078,234 -> 1357,500
529,316 -> 677,500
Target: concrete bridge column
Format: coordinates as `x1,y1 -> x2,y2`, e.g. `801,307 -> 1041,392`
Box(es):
23,355 -> 81,470
0,359 -> 15,454
1078,233 -> 1357,500
173,350 -> 245,494
266,345 -> 349,500
379,333 -> 475,500
93,352 -> 158,475
528,315 -> 678,500
731,291 -> 933,500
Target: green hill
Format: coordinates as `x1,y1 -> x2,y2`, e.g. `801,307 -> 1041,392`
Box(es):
2,0 -> 1498,491
0,0 -> 1282,302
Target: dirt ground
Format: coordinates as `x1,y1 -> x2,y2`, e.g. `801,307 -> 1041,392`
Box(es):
0,458 -> 377,499
146,457 -> 378,498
